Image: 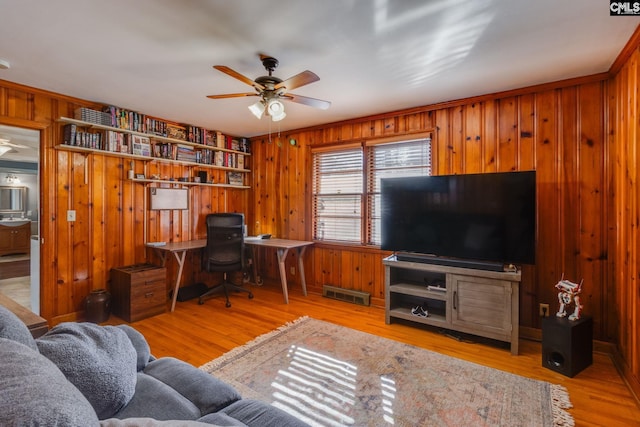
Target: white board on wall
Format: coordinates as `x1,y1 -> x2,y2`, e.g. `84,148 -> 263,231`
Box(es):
149,188 -> 188,210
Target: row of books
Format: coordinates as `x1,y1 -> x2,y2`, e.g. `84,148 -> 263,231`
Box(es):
63,124 -> 247,169
165,143 -> 245,168
63,124 -> 103,149
96,106 -> 250,153
184,126 -> 250,153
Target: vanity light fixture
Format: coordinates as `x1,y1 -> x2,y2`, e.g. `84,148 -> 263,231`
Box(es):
5,173 -> 19,184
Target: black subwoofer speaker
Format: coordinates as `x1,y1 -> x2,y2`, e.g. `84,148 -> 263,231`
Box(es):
541,315 -> 593,377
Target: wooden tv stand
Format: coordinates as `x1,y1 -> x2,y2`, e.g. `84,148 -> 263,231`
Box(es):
383,255 -> 521,355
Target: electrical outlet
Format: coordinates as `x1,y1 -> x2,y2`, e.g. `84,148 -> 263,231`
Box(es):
539,303 -> 550,317
67,210 -> 76,222
290,267 -> 296,275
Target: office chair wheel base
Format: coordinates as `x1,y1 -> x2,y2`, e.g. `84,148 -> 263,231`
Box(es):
225,301 -> 232,308
248,293 -> 254,299
198,298 -> 204,305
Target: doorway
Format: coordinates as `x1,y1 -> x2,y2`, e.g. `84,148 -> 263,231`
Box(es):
0,124 -> 40,312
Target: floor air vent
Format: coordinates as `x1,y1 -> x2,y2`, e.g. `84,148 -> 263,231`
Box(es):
322,285 -> 370,306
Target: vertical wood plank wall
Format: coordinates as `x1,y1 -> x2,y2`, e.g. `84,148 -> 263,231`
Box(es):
609,38 -> 640,400
0,36 -> 638,393
250,77 -> 613,341
0,80 -> 248,324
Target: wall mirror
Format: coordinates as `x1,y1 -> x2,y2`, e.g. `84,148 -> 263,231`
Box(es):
0,186 -> 26,212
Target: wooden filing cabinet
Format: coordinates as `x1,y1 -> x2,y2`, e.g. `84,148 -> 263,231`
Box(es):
110,264 -> 167,322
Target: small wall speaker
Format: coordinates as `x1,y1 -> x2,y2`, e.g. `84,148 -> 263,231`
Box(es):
541,315 -> 593,377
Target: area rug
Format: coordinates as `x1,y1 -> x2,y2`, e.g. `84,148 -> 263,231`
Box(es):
200,317 -> 573,427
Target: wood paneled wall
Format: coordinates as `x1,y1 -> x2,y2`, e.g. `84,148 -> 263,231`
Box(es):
0,80 -> 248,324
250,77 -> 613,342
1,29 -> 638,396
609,33 -> 640,400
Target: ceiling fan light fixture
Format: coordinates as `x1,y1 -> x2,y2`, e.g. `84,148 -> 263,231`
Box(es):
248,100 -> 265,119
266,99 -> 286,121
271,110 -> 286,122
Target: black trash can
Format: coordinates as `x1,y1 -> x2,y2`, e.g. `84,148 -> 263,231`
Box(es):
85,289 -> 111,323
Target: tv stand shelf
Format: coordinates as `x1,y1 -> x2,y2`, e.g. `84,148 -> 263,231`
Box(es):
383,255 -> 521,355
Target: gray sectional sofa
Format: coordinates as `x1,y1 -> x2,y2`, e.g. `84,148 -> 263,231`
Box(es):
0,305 -> 308,427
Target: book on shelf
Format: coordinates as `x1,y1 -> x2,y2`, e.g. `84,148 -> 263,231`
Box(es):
106,131 -> 124,153
131,135 -> 151,156
427,285 -> 446,292
166,124 -> 186,140
205,130 -> 216,146
227,172 -> 243,186
175,144 -> 197,162
63,123 -> 77,145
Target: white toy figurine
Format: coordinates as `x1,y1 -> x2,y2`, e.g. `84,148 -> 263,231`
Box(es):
555,276 -> 584,321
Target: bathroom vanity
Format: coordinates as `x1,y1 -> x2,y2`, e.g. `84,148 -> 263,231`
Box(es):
0,220 -> 30,256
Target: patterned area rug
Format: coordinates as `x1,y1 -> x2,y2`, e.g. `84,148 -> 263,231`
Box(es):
201,317 -> 573,427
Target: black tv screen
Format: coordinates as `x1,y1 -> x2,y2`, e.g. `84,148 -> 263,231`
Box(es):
381,171 -> 536,266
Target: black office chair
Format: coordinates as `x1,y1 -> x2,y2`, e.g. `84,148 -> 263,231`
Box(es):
198,213 -> 253,308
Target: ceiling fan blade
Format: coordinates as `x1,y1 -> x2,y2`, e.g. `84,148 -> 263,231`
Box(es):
282,93 -> 331,110
213,65 -> 265,91
274,70 -> 319,91
0,140 -> 28,148
206,93 -> 258,99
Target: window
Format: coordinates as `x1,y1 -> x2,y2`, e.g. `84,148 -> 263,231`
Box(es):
313,137 -> 431,245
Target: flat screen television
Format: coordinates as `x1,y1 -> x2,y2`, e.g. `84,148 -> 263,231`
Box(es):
381,170 -> 536,269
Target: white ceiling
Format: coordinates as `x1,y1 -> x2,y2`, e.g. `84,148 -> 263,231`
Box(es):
0,0 -> 637,147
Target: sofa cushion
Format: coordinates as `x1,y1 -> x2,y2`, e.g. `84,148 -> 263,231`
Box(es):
0,337 -> 100,426
218,399 -> 310,427
196,412 -> 247,426
36,322 -> 138,419
112,372 -> 202,420
0,304 -> 38,351
100,417 -> 223,427
143,357 -> 243,415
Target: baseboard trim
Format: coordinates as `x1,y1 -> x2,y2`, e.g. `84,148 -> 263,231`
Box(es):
611,346 -> 640,408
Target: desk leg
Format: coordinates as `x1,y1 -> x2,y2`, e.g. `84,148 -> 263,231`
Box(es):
169,250 -> 187,312
156,250 -> 168,267
249,245 -> 261,285
276,248 -> 290,304
297,246 -> 308,297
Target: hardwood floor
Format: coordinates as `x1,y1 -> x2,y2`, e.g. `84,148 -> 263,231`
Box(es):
110,282 -> 640,427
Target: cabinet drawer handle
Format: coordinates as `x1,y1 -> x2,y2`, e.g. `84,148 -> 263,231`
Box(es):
145,292 -> 154,298
453,291 -> 457,310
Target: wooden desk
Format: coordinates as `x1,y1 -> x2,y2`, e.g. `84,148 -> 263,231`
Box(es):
0,293 -> 48,338
245,238 -> 314,304
148,238 -> 313,311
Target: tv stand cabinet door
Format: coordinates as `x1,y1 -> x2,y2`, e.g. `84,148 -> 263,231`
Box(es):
449,274 -> 519,355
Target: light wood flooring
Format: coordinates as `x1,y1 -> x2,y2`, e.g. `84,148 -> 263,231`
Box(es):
0,276 -> 30,308
108,281 -> 640,427
0,254 -> 31,309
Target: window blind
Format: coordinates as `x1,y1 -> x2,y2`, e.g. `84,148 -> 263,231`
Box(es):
367,138 -> 431,245
312,137 -> 431,245
313,147 -> 363,242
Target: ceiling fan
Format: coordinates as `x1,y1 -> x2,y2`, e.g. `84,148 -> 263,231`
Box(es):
0,138 -> 28,157
207,55 -> 331,121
